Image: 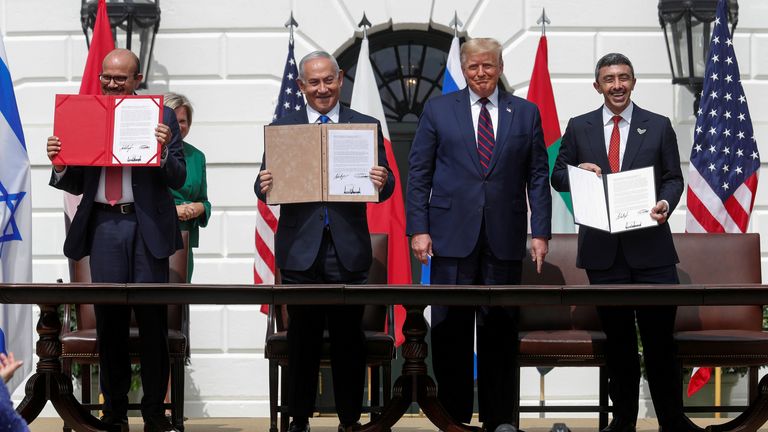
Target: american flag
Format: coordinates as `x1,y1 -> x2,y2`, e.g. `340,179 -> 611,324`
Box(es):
686,0 -> 759,233
255,40 -> 304,297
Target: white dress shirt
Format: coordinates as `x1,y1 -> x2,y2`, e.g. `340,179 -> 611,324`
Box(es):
306,103 -> 340,124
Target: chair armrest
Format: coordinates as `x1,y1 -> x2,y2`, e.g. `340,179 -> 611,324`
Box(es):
62,304 -> 74,333
265,304 -> 276,338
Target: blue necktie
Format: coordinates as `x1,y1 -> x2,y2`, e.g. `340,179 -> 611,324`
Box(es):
318,114 -> 330,225
477,97 -> 495,173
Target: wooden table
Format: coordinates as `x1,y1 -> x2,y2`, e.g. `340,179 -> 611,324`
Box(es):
1,283 -> 766,432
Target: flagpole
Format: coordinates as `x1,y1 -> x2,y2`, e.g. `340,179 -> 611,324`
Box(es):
537,8 -> 550,36
358,13 -> 371,39
449,11 -> 462,37
284,11 -> 298,44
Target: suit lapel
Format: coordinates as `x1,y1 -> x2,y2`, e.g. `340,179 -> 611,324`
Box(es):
339,105 -> 354,123
622,104 -> 649,170
487,91 -> 514,175
585,108 -> 612,172
454,88 -> 484,177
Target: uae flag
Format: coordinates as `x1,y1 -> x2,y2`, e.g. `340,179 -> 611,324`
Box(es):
350,36 -> 411,345
527,35 -> 574,233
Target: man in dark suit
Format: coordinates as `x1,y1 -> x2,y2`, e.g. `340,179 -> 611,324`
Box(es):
47,49 -> 185,432
551,53 -> 699,432
255,51 -> 394,432
406,38 -> 551,432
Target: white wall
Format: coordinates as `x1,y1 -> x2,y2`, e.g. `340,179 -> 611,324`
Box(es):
2,0 -> 766,419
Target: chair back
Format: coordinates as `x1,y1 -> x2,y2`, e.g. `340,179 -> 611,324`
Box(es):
273,233 -> 389,333
673,233 -> 762,332
520,234 -> 601,331
71,231 -> 190,332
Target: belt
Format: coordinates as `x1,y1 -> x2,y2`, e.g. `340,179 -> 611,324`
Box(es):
94,202 -> 135,215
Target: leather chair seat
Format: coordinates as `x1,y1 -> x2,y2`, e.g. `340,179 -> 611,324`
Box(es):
675,330 -> 768,365
519,329 -> 606,361
62,328 -> 187,361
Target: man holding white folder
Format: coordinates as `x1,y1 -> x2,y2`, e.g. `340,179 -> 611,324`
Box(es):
551,53 -> 698,432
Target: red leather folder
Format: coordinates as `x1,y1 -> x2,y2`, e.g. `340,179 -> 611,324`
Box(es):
52,94 -> 164,166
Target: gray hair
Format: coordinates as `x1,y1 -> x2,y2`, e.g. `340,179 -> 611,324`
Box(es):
298,51 -> 340,81
594,53 -> 634,82
460,38 -> 503,67
164,92 -> 194,125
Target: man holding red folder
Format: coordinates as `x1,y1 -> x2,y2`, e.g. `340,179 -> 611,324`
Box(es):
46,48 -> 185,432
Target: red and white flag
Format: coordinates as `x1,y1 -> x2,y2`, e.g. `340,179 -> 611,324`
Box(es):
350,36 -> 411,345
687,366 -> 712,397
65,0 -> 114,237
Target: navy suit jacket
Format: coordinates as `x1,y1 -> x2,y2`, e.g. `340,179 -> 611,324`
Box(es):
255,105 -> 395,273
551,104 -> 684,270
50,106 -> 186,261
406,88 -> 551,260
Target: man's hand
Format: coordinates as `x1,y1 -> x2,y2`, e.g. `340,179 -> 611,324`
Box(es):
578,162 -> 602,177
410,233 -> 433,265
650,200 -> 670,224
155,123 -> 172,149
369,166 -> 388,192
531,237 -> 549,274
47,136 -> 65,172
0,352 -> 23,384
259,170 -> 273,195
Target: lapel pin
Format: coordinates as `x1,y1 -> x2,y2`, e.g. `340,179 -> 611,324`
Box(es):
637,128 -> 647,135
506,107 -> 511,113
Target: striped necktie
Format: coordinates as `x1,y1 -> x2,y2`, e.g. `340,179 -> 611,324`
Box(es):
477,97 -> 495,173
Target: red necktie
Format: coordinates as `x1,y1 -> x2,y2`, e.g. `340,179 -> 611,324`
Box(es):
105,167 -> 122,205
608,115 -> 621,173
477,97 -> 495,173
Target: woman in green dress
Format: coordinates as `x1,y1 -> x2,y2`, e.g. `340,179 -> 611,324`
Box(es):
164,92 -> 211,281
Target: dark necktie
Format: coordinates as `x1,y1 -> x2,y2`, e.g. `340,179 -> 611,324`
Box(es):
608,115 -> 621,173
105,167 -> 122,205
477,97 -> 495,173
318,114 -> 330,225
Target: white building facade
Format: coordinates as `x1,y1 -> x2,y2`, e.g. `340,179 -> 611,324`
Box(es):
2,0 -> 767,419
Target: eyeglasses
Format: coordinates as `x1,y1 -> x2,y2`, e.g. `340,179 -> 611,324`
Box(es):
99,74 -> 134,85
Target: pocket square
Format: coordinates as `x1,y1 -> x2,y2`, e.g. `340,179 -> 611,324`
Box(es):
637,128 -> 647,135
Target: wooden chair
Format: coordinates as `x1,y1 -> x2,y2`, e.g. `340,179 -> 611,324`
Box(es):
515,233 -> 768,425
60,232 -> 190,431
516,234 -> 609,429
672,233 -> 768,416
264,233 -> 395,432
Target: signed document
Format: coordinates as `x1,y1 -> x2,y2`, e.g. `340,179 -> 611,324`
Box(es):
568,165 -> 657,233
111,97 -> 161,164
52,94 -> 163,166
326,128 -> 376,198
264,123 -> 378,204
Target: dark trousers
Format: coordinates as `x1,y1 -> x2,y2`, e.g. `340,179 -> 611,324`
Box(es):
281,229 -> 368,426
430,227 -> 521,429
89,210 -> 170,420
587,243 -> 684,429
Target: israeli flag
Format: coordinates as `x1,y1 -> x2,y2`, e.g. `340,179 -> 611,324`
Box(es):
442,35 -> 466,94
0,28 -> 34,392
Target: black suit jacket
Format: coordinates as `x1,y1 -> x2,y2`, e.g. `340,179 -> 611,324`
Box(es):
50,106 -> 186,260
551,104 -> 684,270
255,105 -> 395,273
